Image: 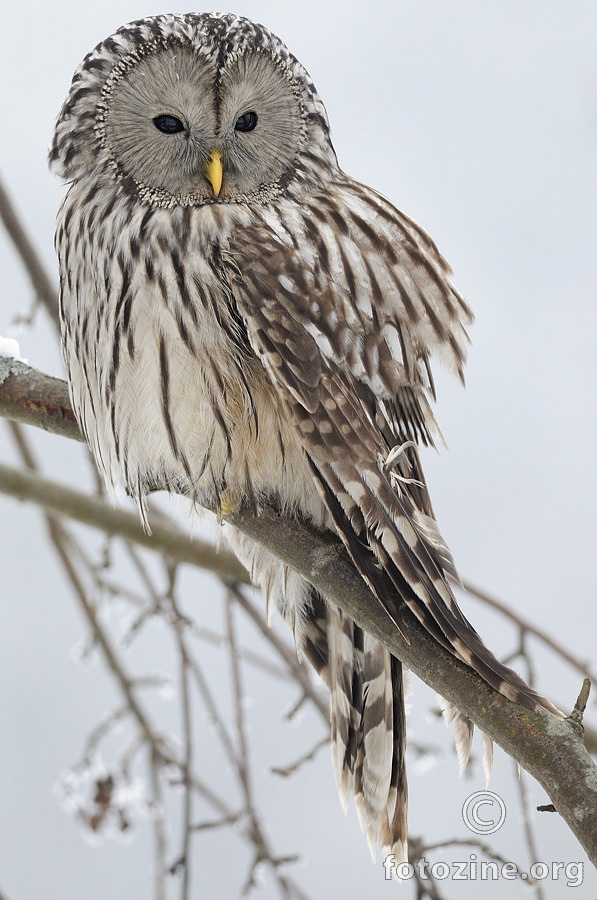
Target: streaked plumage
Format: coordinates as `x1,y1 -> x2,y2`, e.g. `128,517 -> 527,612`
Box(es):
50,13 -> 560,864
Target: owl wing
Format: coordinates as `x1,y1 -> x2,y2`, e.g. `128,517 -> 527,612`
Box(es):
231,177 -> 473,397
224,177 -> 558,714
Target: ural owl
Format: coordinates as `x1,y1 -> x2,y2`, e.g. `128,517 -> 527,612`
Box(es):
50,13 -> 558,864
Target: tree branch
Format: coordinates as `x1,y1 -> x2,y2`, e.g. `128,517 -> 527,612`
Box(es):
463,579 -> 596,682
224,503 -> 597,864
0,357 -> 80,441
0,460 -> 249,583
0,174 -> 60,326
1,364 -> 596,865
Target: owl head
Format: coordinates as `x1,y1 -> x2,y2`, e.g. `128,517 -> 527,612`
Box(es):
49,13 -> 339,206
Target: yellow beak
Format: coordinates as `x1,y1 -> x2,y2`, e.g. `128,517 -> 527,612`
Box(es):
205,149 -> 223,197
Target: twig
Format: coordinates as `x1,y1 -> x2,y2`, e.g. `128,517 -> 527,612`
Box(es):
271,737 -> 329,778
52,520 -> 164,748
82,706 -> 131,759
226,594 -> 308,899
462,580 -> 596,682
0,174 -> 60,326
0,460 -> 249,582
190,622 -> 291,680
411,835 -> 537,894
568,678 -> 591,732
514,768 -> 545,898
149,745 -> 167,900
192,812 -> 242,832
230,585 -> 328,722
226,595 -> 263,894
168,569 -> 193,900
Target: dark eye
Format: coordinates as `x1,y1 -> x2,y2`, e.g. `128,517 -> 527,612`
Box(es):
234,111 -> 258,133
153,114 -> 185,134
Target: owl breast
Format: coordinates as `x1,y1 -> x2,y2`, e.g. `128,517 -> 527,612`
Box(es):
57,182 -> 323,521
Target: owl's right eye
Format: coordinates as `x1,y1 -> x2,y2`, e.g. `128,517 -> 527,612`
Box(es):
153,115 -> 185,134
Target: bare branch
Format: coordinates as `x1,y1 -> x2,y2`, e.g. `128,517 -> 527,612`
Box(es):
0,459 -> 249,583
569,678 -> 591,731
229,585 -> 328,722
0,174 -> 60,326
149,744 -> 167,900
0,357 -> 81,440
222,509 -> 597,866
2,366 -> 597,864
271,737 -> 329,778
514,767 -> 545,899
167,572 -> 193,900
463,579 -> 596,682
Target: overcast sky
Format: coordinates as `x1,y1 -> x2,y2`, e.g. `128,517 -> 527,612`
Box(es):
1,2 -> 596,898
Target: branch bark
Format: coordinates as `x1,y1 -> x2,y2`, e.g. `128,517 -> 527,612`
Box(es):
1,363 -> 596,865
0,357 -> 80,440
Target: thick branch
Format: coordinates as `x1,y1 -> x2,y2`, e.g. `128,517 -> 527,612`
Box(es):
1,365 -> 596,865
224,504 -> 597,864
0,357 -> 81,441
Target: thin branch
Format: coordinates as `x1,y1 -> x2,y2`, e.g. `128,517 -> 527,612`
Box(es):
410,835 -> 536,893
568,678 -> 591,731
149,744 -> 167,900
227,597 -> 255,808
226,594 -> 309,900
51,518 -> 163,748
82,706 -> 131,760
271,737 -> 329,778
189,622 -> 292,681
514,768 -> 545,899
168,570 -> 193,900
463,579 -> 596,682
2,368 -> 597,865
229,585 -> 329,722
192,812 -> 243,832
226,596 -> 267,895
0,174 -> 60,326
0,460 -> 249,583
222,505 -> 597,866
187,645 -> 239,770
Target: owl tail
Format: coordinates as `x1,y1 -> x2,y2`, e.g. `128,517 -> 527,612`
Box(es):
303,598 -> 409,866
223,524 -> 412,864
223,526 -> 497,868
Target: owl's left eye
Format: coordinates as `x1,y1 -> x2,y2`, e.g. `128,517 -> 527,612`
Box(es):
234,111 -> 258,133
153,115 -> 185,134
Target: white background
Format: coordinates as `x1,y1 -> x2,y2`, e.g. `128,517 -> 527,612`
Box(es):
1,1 -> 596,897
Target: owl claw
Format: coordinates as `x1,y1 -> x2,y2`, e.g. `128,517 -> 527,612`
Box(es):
219,496 -> 234,516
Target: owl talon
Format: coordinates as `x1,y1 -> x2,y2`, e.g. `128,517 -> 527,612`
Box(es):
219,497 -> 234,517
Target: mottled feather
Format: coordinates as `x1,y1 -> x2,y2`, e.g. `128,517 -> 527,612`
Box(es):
51,12 -> 562,868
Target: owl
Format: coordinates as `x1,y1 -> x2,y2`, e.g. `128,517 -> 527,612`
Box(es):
50,13 -> 559,865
